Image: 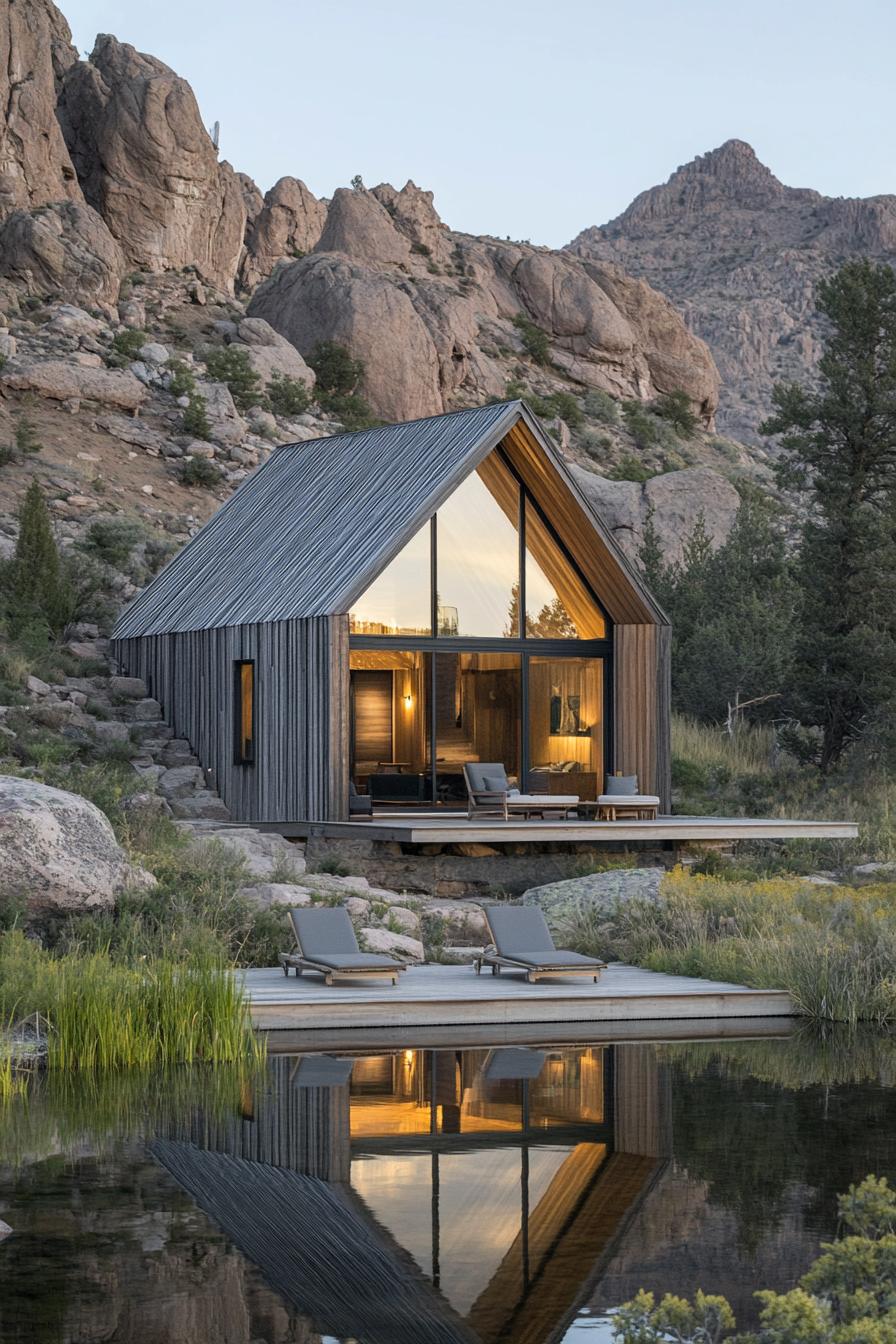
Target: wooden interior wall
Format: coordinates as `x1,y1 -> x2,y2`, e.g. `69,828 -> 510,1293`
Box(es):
613,624 -> 671,809
528,657 -> 602,777
114,616 -> 340,823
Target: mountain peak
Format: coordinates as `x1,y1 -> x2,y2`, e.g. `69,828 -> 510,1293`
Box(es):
613,140 -> 789,227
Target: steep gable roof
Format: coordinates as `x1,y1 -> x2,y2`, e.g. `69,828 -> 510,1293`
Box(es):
113,400 -> 664,638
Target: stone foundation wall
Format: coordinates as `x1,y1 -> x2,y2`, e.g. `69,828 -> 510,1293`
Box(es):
303,835 -> 680,898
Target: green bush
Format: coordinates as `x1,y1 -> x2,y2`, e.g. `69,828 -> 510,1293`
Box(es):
179,455 -> 221,488
512,312 -> 552,365
583,389 -> 620,424
307,340 -> 364,396
652,388 -> 699,438
80,516 -> 145,569
608,453 -> 657,482
1,481 -> 73,637
182,393 -> 212,440
613,1176 -> 896,1344
107,329 -> 146,368
203,345 -> 263,411
166,358 -> 197,398
266,372 -> 311,417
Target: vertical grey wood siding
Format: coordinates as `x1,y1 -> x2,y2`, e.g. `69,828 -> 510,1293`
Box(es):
114,615 -> 345,823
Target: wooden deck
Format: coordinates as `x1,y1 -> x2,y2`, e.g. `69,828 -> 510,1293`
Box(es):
267,813 -> 858,845
242,962 -> 794,1033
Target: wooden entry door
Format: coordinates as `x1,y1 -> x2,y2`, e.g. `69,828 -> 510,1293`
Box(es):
351,669 -> 393,775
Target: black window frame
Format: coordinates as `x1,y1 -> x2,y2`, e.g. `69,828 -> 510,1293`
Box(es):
233,659 -> 256,766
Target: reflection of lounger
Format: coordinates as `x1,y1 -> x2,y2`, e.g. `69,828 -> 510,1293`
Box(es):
292,1055 -> 354,1087
279,908 -> 406,986
475,905 -> 607,984
482,1048 -> 546,1082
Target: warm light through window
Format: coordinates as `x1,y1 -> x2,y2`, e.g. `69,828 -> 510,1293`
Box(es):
234,660 -> 254,764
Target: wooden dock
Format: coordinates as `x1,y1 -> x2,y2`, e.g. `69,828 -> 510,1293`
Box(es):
242,962 -> 794,1033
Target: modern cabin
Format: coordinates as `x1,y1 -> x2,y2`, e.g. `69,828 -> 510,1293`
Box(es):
112,400 -> 672,823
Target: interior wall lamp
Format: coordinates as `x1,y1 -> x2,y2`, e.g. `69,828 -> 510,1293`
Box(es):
402,692 -> 413,710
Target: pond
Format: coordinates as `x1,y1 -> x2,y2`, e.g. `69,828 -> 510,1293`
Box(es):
1,1027 -> 894,1343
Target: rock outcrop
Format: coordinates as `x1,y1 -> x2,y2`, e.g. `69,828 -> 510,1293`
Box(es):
0,200 -> 124,307
249,183 -> 719,425
524,867 -> 664,926
239,176 -> 327,289
57,34 -> 245,291
569,139 -> 896,442
1,358 -> 146,411
0,775 -> 154,917
0,0 -> 81,213
572,464 -> 741,564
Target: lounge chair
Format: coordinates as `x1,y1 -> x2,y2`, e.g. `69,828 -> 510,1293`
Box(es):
596,774 -> 660,821
348,779 -> 373,818
474,905 -> 607,983
278,907 -> 407,985
291,1055 -> 354,1087
463,762 -> 578,821
481,1048 -> 546,1081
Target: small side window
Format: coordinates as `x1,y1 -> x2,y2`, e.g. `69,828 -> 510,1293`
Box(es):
234,661 -> 255,765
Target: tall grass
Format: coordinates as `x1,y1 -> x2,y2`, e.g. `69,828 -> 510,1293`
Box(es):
672,714 -> 777,778
0,930 -> 262,1072
558,868 -> 896,1026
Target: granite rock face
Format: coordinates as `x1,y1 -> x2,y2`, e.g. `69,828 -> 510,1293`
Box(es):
248,183 -> 719,426
239,175 -> 327,290
0,775 -> 155,917
571,464 -> 741,564
569,139 -> 896,443
0,200 -> 124,307
0,0 -> 81,213
57,34 -> 245,291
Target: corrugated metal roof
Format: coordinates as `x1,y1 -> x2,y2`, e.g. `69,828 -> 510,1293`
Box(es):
113,399 -> 663,638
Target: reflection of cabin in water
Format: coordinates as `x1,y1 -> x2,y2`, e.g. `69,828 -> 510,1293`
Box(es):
153,1044 -> 669,1344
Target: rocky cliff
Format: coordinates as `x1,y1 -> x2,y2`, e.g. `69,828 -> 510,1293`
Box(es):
0,0 -> 742,593
568,139 -> 896,442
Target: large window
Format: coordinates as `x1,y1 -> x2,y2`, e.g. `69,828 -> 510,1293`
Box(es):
349,522 -> 432,637
528,656 -> 604,798
435,455 -> 520,638
435,651 -> 521,802
350,449 -> 607,641
349,446 -> 611,806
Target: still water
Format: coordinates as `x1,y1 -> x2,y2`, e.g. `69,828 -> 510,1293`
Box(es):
1,1029 -> 894,1344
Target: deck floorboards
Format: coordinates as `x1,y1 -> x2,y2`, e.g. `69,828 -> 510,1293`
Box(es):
263,814 -> 857,844
242,962 -> 794,1032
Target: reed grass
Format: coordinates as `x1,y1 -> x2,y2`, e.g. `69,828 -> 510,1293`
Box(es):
672,714 -> 778,777
0,930 -> 262,1073
558,868 -> 896,1026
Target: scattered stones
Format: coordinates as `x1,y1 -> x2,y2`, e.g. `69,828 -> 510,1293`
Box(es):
385,906 -> 422,937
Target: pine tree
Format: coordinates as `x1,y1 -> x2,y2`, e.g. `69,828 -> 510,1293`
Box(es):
762,259 -> 896,770
4,481 -> 72,635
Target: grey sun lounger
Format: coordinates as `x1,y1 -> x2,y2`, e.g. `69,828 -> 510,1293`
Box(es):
278,907 -> 407,986
474,905 -> 607,983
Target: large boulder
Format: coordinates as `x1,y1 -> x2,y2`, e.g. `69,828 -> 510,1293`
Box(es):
1,359 -> 146,411
315,187 -> 411,266
226,317 -> 315,387
249,253 -> 442,422
523,867 -> 664,927
572,464 -> 741,563
0,775 -> 155,917
57,34 -> 245,291
0,0 -> 81,214
239,176 -> 327,290
0,201 -> 124,307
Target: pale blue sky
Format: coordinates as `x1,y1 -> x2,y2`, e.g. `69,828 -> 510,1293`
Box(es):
62,0 -> 896,247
